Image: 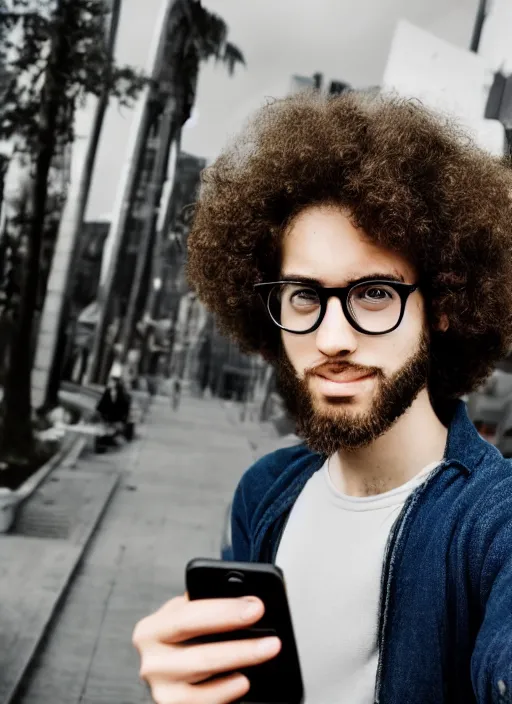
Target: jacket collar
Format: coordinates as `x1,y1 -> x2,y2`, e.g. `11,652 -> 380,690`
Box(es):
443,399 -> 489,473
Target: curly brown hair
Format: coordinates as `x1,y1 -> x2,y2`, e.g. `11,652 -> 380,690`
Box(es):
187,90 -> 512,401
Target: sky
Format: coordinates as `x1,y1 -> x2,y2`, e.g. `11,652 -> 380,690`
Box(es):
83,0 -> 479,221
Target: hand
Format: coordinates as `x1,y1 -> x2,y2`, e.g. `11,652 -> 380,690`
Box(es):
132,594 -> 281,703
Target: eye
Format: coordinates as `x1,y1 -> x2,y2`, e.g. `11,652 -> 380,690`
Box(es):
350,282 -> 398,310
289,288 -> 319,306
363,286 -> 392,301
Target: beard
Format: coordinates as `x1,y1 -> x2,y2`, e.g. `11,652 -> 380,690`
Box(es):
275,330 -> 430,456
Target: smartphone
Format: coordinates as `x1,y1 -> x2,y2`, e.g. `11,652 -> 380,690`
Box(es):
186,558 -> 304,704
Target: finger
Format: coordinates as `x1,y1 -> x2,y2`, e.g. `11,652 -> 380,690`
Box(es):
140,636 -> 281,684
140,596 -> 265,644
184,636 -> 281,682
149,672 -> 250,704
133,596 -> 190,648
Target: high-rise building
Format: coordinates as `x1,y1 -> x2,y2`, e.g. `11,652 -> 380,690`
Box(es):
289,74 -> 317,94
156,150 -> 206,320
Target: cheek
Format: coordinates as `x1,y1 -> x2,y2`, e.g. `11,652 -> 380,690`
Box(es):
282,332 -> 316,374
378,337 -> 415,371
378,304 -> 426,370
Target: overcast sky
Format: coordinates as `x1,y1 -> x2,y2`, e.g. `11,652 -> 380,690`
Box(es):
83,0 -> 478,220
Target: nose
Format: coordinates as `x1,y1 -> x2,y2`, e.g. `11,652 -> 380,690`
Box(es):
315,296 -> 358,357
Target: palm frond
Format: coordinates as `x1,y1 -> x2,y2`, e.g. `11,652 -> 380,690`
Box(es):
177,0 -> 245,74
186,0 -> 226,60
222,41 -> 245,75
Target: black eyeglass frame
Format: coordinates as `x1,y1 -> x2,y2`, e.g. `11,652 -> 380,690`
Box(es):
254,279 -> 419,336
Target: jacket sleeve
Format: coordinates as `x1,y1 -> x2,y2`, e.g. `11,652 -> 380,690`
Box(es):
471,492 -> 512,703
121,392 -> 131,422
96,390 -> 108,417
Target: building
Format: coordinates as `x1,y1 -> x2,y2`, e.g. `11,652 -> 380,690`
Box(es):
71,219 -> 110,310
290,73 -> 352,97
383,19 -> 505,156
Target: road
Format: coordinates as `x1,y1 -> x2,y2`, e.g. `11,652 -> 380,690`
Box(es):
15,393 -> 263,704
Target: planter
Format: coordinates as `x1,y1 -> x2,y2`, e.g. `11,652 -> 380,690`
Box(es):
0,434 -> 77,534
0,492 -> 19,533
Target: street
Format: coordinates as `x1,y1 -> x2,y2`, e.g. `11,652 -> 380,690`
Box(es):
14,394 -> 264,704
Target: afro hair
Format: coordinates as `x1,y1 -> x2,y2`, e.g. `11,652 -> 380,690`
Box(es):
187,90 -> 512,401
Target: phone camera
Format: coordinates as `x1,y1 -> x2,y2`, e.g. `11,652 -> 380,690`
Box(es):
226,571 -> 244,585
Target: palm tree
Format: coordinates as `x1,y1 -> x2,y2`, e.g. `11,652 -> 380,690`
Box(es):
88,0 -> 245,383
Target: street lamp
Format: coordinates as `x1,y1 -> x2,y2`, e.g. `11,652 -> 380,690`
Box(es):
153,277 -> 162,292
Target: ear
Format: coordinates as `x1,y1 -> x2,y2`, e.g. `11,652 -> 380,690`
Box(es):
436,313 -> 449,332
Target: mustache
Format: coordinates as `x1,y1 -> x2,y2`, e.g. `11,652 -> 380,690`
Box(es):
304,361 -> 383,379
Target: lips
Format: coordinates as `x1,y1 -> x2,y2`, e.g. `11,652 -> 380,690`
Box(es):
314,368 -> 374,384
310,370 -> 375,399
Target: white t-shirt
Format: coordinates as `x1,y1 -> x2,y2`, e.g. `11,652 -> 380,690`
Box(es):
275,459 -> 439,704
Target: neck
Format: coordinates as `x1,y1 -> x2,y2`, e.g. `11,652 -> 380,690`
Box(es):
330,388 -> 448,497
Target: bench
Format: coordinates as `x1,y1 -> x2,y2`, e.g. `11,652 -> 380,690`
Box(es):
58,388 -> 99,418
62,381 -> 149,424
57,390 -> 117,453
60,380 -> 146,431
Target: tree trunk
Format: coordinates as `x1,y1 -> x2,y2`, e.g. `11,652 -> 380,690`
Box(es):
0,0 -> 71,462
44,0 -> 122,407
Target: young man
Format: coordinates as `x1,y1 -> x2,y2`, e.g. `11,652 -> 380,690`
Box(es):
133,91 -> 512,703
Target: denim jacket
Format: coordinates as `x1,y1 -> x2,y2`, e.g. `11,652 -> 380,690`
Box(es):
230,401 -> 512,703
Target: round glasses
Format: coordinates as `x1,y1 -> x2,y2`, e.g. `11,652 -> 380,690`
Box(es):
254,279 -> 419,336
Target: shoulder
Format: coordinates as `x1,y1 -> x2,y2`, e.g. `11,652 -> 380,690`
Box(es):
460,450 -> 512,607
247,442 -> 316,479
470,443 -> 512,488
462,445 -> 512,548
239,443 -> 319,496
232,443 -> 322,528
460,443 -> 512,516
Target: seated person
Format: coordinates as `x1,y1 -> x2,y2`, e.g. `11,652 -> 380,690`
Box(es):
95,372 -> 133,442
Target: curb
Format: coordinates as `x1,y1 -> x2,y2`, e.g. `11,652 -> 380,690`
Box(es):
18,434 -> 82,500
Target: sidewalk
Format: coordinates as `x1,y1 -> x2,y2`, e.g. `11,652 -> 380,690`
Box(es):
14,394 -> 261,704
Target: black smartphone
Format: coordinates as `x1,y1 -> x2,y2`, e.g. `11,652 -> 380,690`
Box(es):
185,558 -> 304,704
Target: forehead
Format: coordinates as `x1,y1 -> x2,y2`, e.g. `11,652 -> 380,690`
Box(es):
281,205 -> 416,284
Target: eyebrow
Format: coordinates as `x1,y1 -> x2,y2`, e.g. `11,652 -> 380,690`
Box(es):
279,271 -> 407,287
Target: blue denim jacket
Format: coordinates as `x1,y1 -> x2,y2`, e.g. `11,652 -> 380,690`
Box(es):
230,401 -> 512,703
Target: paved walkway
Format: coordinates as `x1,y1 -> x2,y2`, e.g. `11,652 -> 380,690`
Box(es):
15,394 -> 264,704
